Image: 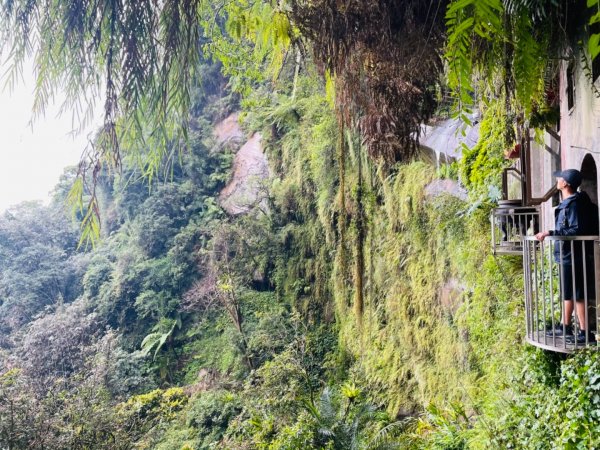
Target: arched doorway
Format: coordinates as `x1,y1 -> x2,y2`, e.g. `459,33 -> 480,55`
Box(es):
580,154 -> 598,206
578,154 -> 598,339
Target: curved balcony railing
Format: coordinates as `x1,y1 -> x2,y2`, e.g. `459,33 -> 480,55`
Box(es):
491,205 -> 540,255
523,236 -> 600,352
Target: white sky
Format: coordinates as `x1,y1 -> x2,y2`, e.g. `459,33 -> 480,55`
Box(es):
0,68 -> 99,212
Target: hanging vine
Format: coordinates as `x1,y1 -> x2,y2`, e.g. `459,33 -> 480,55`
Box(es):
336,119 -> 348,286
353,136 -> 365,322
286,0 -> 447,163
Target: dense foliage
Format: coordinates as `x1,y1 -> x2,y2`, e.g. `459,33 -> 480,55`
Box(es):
0,58 -> 598,449
5,1 -> 600,449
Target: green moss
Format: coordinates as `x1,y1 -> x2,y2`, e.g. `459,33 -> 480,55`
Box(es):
239,76 -> 527,429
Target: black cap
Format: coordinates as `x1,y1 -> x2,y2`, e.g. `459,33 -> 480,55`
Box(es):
553,169 -> 582,188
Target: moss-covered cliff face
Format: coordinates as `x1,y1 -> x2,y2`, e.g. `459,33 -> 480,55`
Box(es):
338,162 -> 523,414
243,72 -> 524,416
218,72 -> 600,448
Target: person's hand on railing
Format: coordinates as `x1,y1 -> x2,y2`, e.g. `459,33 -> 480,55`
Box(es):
535,231 -> 550,241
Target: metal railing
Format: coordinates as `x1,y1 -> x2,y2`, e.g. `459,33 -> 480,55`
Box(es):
491,206 -> 540,255
523,236 -> 600,352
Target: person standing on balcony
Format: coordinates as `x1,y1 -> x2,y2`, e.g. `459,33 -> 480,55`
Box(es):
535,168 -> 599,344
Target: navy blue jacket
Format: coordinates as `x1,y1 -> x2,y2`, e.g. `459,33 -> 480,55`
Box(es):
552,192 -> 599,263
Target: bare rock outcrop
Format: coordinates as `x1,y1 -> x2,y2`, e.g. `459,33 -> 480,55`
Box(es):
425,179 -> 468,201
215,113 -> 270,215
214,112 -> 244,145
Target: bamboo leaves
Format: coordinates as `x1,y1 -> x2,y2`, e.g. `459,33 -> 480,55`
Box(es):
215,1 -> 293,93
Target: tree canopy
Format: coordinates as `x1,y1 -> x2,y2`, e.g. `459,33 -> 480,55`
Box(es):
0,0 -> 290,241
2,0 -> 600,239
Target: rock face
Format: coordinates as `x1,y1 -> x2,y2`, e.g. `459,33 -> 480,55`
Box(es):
419,116 -> 477,201
214,112 -> 244,145
439,278 -> 466,317
425,179 -> 468,201
216,114 -> 270,215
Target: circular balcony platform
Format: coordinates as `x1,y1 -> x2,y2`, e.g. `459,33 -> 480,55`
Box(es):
523,236 -> 600,353
491,206 -> 540,256
526,333 -> 597,354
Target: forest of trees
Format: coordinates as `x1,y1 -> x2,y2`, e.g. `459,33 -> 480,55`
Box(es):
3,0 -> 600,449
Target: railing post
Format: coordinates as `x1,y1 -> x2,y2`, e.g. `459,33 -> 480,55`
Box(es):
559,241 -> 566,351
548,241 -> 556,347
541,239 -> 548,346
583,242 -> 589,346
571,241 -> 578,350
524,240 -> 531,339
596,241 -> 600,342
533,239 -> 540,343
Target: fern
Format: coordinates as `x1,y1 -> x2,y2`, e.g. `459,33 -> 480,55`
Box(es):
511,10 -> 547,115
445,0 -> 504,123
141,317 -> 181,360
445,0 -> 568,125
